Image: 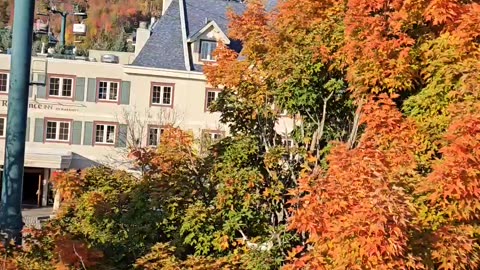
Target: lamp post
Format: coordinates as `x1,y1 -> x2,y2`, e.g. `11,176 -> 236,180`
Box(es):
50,10 -> 68,47
0,0 -> 36,244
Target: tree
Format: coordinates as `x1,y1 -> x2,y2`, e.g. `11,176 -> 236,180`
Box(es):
286,95 -> 423,269
0,0 -> 10,28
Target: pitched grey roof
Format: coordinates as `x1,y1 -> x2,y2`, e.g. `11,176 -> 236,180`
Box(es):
132,0 -> 277,71
132,0 -> 187,70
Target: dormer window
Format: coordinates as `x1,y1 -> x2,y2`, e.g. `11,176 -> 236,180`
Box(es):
200,40 -> 217,62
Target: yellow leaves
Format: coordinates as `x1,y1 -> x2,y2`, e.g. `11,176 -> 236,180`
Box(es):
218,235 -> 230,251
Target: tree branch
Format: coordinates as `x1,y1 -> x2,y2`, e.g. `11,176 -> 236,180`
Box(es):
73,243 -> 87,270
309,91 -> 334,153
348,99 -> 363,149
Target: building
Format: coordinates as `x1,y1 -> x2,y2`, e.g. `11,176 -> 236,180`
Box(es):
0,0 -> 289,208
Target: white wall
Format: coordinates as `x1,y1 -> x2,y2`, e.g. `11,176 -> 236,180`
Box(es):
0,54 -> 293,170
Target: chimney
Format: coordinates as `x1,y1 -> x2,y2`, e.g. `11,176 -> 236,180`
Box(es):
162,0 -> 173,15
150,16 -> 156,29
134,21 -> 151,58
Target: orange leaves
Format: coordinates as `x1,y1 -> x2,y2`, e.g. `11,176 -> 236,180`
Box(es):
153,126 -> 197,176
418,110 -> 480,222
343,0 -> 419,96
429,225 -> 480,270
287,96 -> 421,269
424,0 -> 463,26
453,3 -> 480,42
227,0 -> 269,42
54,235 -> 103,269
50,170 -> 85,202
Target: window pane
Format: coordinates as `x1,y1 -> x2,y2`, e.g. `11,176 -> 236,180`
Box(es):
46,122 -> 57,140
109,82 -> 118,101
59,122 -> 70,141
207,91 -> 217,108
62,78 -> 73,97
0,74 -> 7,92
98,81 -> 108,100
152,86 -> 161,104
209,42 -> 217,60
162,87 -> 171,105
200,41 -> 209,60
201,41 -> 217,61
95,125 -> 105,142
49,78 -> 60,96
106,125 -> 115,143
148,128 -> 159,146
0,118 -> 5,136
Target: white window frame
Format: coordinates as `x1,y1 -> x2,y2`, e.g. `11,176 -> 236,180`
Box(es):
95,124 -> 117,145
151,85 -> 173,106
45,120 -> 71,142
0,116 -> 6,137
203,130 -> 223,142
48,76 -> 74,98
200,40 -> 217,62
98,81 -> 119,101
0,72 -> 9,93
147,126 -> 165,146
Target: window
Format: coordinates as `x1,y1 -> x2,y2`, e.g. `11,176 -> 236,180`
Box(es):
282,138 -> 294,148
98,80 -> 119,101
151,84 -> 173,106
205,89 -> 220,110
148,127 -> 165,146
200,40 -> 217,61
202,130 -> 224,142
95,124 -> 116,144
0,73 -> 9,93
45,120 -> 71,142
0,117 -> 6,137
49,76 -> 73,97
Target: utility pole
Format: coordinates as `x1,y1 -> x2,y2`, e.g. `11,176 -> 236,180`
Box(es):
0,0 -> 36,244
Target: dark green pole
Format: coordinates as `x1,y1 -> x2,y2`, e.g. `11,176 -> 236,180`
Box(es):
0,0 -> 36,244
59,13 -> 67,47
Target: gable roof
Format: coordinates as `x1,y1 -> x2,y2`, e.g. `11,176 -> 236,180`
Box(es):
186,20 -> 230,44
132,0 -> 277,72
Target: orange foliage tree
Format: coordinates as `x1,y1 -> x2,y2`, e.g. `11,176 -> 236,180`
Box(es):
286,95 -> 423,269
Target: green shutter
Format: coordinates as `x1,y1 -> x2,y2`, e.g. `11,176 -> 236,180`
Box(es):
75,77 -> 86,101
33,118 -> 44,142
36,74 -> 46,98
25,117 -> 30,141
120,81 -> 131,105
83,121 -> 93,145
28,86 -> 33,98
72,121 -> 82,145
86,78 -> 97,102
116,124 -> 127,148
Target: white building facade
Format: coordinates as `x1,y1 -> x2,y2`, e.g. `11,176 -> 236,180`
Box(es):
0,0 -> 289,207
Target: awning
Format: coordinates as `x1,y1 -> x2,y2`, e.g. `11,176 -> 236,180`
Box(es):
0,147 -> 73,169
